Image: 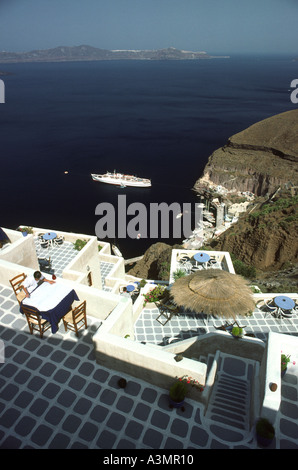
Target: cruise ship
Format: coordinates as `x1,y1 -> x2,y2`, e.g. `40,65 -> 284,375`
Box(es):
91,171 -> 151,187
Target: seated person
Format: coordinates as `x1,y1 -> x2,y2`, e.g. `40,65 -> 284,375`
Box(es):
120,287 -> 131,298
23,270 -> 55,298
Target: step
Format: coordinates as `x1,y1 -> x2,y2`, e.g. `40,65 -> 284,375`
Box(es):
205,355 -> 252,432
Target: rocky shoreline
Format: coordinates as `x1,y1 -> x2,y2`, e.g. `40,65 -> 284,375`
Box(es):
128,110 -> 298,292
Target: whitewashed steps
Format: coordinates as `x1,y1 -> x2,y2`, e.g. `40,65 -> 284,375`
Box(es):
205,354 -> 253,433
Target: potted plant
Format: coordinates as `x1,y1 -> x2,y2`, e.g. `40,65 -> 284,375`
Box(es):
281,353 -> 291,377
169,375 -> 204,409
143,284 -> 165,306
18,226 -> 33,236
169,381 -> 188,409
117,378 -> 127,389
73,239 -> 87,251
173,268 -> 187,280
231,326 -> 244,338
255,417 -> 275,447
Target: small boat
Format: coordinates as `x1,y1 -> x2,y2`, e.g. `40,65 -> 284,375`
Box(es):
112,244 -> 122,257
91,171 -> 151,187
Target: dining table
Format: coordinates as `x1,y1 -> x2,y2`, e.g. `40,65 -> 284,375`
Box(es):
42,232 -> 57,246
20,281 -> 79,333
126,284 -> 136,293
274,295 -> 295,317
193,252 -> 210,267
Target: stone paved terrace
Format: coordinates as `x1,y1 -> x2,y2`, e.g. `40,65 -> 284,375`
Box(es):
35,238 -> 114,289
0,283 -> 298,450
135,305 -> 298,345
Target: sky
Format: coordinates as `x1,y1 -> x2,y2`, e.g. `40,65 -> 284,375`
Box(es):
0,0 -> 297,55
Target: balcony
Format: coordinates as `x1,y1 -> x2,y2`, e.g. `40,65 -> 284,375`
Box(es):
0,229 -> 297,449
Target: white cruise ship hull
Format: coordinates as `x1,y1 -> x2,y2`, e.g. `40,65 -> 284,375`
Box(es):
91,172 -> 151,187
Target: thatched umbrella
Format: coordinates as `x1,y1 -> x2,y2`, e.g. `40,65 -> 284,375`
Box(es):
170,269 -> 255,319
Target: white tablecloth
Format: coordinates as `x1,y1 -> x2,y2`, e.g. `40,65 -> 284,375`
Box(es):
22,282 -> 74,311
21,281 -> 79,333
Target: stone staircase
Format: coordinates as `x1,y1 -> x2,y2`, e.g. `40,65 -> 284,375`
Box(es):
206,371 -> 251,431
200,352 -> 254,434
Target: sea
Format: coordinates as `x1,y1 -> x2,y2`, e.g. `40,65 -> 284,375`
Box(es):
1,55 -> 297,258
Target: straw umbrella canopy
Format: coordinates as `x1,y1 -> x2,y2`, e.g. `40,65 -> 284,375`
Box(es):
170,269 -> 255,319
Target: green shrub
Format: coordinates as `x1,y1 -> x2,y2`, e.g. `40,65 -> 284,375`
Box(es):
143,285 -> 165,304
169,381 -> 187,402
232,327 -> 243,337
173,268 -> 186,280
73,239 -> 87,251
231,256 -> 256,279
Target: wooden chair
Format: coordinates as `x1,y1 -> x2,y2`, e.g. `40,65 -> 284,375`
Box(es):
9,273 -> 27,304
155,297 -> 180,326
22,305 -> 51,338
63,300 -> 87,337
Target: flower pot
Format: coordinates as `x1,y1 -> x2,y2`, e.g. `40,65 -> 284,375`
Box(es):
169,380 -> 187,409
143,301 -> 157,310
22,231 -> 27,237
231,327 -> 243,339
169,396 -> 185,409
255,418 -> 275,448
256,434 -> 274,448
118,378 -> 127,389
281,368 -> 287,378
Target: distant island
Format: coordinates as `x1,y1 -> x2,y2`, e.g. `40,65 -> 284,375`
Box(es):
0,45 -> 229,64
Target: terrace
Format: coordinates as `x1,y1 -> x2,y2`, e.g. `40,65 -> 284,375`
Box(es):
0,227 -> 297,449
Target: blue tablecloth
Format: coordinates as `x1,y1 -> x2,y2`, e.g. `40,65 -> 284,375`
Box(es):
0,227 -> 9,242
274,295 -> 295,311
20,282 -> 79,334
194,252 -> 210,263
126,284 -> 135,292
39,289 -> 79,333
43,232 -> 57,241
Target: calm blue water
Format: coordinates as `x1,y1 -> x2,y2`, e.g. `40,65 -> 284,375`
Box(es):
1,56 -> 297,257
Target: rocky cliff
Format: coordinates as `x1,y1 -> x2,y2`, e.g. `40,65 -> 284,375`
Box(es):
194,110 -> 298,196
129,111 -> 298,290
208,189 -> 297,271
128,190 -> 297,290
127,242 -> 182,281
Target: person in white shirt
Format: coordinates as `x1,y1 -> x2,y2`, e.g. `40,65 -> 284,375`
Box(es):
23,271 -> 55,298
120,287 -> 131,299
